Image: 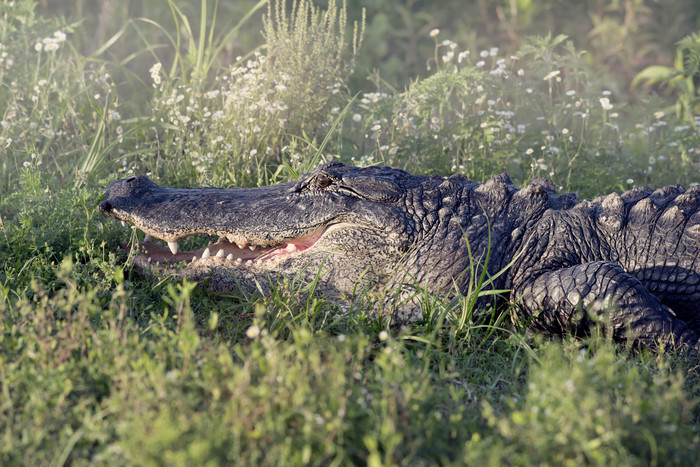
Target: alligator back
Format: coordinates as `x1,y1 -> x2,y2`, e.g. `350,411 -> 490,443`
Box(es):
585,185 -> 700,328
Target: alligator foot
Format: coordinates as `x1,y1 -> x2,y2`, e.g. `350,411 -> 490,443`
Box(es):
514,261 -> 700,355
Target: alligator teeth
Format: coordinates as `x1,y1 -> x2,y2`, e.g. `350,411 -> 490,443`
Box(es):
147,257 -> 152,263
236,242 -> 245,249
235,258 -> 242,264
202,247 -> 211,259
226,253 -> 234,261
246,260 -> 253,265
144,234 -> 151,242
216,249 -> 225,258
167,241 -> 178,255
121,220 -> 127,227
192,255 -> 197,262
249,245 -> 256,251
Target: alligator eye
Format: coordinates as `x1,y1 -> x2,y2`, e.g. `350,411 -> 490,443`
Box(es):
315,173 -> 332,189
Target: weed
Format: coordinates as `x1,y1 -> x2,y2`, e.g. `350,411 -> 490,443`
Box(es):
1,0 -> 699,464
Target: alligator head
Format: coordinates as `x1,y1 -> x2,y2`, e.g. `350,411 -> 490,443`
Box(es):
99,162 -> 442,305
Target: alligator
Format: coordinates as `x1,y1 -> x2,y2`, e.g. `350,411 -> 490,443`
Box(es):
99,161 -> 700,356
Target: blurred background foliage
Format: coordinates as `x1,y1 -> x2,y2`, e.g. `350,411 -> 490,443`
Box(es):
39,0 -> 700,98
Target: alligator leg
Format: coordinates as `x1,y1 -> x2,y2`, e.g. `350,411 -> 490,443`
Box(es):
513,261 -> 700,356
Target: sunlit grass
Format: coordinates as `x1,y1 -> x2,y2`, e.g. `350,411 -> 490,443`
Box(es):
1,0 -> 700,464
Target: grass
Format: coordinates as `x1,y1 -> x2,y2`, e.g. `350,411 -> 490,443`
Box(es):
1,0 -> 700,464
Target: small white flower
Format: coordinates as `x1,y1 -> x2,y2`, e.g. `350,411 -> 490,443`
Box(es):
34,42 -> 43,52
566,89 -> 576,96
44,42 -> 59,52
475,60 -> 485,67
599,97 -> 613,110
245,325 -> 260,338
517,68 -> 524,76
543,70 -> 560,81
429,28 -> 440,37
654,111 -> 665,119
249,149 -> 258,157
378,330 -> 389,341
352,113 -> 362,122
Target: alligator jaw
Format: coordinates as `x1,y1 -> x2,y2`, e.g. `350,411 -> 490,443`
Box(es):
118,222 -> 334,271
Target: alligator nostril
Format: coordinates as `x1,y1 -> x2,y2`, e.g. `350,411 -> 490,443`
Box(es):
126,176 -> 137,183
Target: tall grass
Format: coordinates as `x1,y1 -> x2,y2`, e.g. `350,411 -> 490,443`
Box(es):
1,0 -> 699,464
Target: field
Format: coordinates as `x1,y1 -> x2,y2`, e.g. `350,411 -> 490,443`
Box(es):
2,0 -> 700,464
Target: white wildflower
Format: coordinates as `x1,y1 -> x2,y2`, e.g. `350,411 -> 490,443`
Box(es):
245,325 -> 260,338
543,70 -> 560,81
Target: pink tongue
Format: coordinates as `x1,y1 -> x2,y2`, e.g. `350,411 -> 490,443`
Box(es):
259,242 -> 308,260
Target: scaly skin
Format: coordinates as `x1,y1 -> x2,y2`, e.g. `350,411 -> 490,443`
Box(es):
99,162 -> 700,356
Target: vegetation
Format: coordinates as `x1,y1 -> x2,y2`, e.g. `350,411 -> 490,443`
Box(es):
1,0 -> 699,464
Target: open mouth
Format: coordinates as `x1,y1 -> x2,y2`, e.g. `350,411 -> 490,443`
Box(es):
128,226 -> 327,269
